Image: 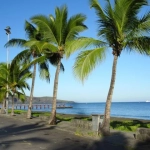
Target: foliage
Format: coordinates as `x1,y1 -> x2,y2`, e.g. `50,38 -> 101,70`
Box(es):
30,5 -> 88,124
56,115 -> 73,121
8,109 -> 26,114
110,120 -> 150,131
7,109 -> 150,132
0,61 -> 32,109
5,21 -> 51,83
72,0 -> 150,81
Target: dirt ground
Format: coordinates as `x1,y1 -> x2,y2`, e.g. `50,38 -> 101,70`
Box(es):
0,114 -> 150,150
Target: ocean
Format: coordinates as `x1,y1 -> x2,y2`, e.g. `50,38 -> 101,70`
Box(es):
14,102 -> 150,120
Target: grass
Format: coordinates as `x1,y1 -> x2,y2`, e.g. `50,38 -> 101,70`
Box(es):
110,120 -> 150,132
9,109 -> 150,132
8,109 -> 26,114
56,115 -> 73,121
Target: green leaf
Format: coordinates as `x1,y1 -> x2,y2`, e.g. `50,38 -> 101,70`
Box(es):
73,47 -> 106,81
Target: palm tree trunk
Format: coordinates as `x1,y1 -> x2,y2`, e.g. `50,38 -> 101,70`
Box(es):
1,99 -> 6,114
100,55 -> 118,136
49,58 -> 61,125
27,63 -> 36,119
11,95 -> 14,116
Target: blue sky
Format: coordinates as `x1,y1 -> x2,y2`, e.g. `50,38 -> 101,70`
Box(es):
0,0 -> 150,102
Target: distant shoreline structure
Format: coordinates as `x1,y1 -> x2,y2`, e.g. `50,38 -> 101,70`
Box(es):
11,96 -> 75,104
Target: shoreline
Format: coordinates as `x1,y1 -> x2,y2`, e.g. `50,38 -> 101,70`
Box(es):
58,113 -> 150,123
30,110 -> 150,123
6,109 -> 150,123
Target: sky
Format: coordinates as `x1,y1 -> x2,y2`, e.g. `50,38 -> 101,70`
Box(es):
0,0 -> 150,103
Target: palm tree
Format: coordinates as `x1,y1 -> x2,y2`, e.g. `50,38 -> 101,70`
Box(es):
0,63 -> 8,114
0,88 -> 6,114
0,62 -> 31,116
30,5 -> 88,124
9,62 -> 32,116
5,21 -> 50,118
68,0 -> 150,135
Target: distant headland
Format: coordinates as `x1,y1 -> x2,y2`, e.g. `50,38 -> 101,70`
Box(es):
12,96 -> 74,104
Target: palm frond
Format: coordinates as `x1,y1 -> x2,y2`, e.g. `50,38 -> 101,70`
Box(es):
31,15 -> 58,44
89,0 -> 107,21
25,40 -> 58,53
65,37 -> 107,57
5,39 -> 26,48
17,92 -> 26,102
73,47 -> 106,81
0,76 -> 8,84
60,63 -> 65,72
54,5 -> 68,45
27,55 -> 46,68
25,20 -> 37,39
126,36 -> 150,54
10,49 -> 32,73
38,61 -> 50,82
64,13 -> 87,42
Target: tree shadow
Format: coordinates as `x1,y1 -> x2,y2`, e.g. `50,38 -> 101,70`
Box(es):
47,132 -> 130,150
0,115 -> 55,149
87,132 -> 131,150
1,115 -> 150,150
0,137 -> 49,150
134,139 -> 150,150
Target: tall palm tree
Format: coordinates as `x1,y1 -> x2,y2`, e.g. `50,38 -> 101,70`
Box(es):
5,21 -> 50,118
68,0 -> 150,135
30,5 -> 88,124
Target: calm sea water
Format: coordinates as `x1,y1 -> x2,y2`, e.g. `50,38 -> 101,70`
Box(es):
12,102 -> 150,120
55,102 -> 150,120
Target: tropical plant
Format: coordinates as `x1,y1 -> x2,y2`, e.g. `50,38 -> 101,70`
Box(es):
68,0 -> 150,135
0,62 -> 32,115
5,21 -> 50,118
9,61 -> 32,115
30,5 -> 88,124
0,63 -> 8,114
